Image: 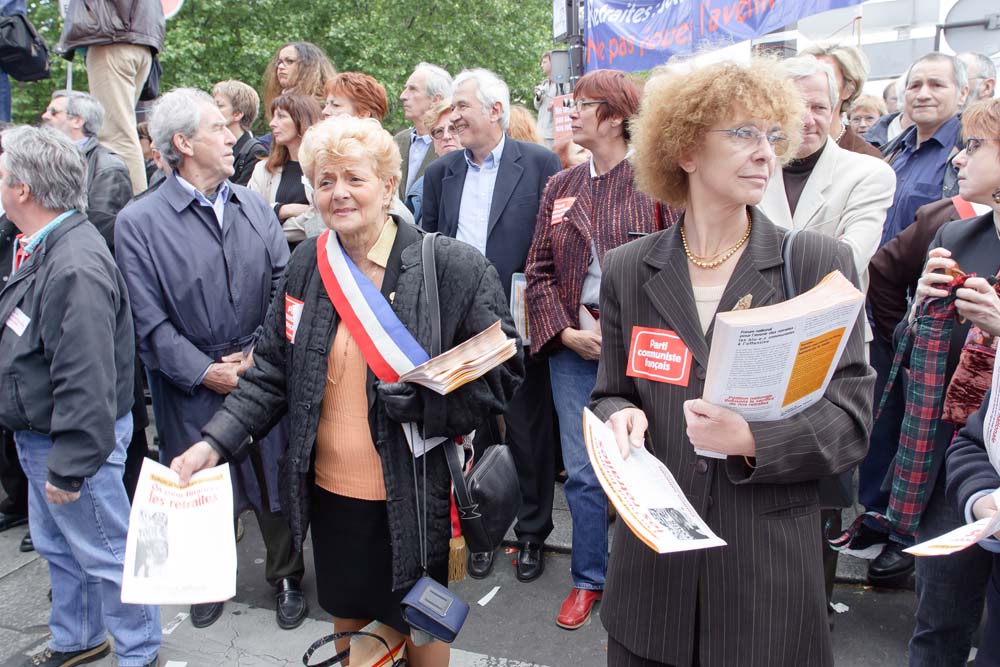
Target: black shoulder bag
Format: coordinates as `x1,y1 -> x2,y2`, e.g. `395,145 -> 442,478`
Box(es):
0,13 -> 50,82
420,232 -> 522,554
781,229 -> 854,509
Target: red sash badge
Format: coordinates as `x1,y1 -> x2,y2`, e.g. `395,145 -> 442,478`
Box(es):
626,326 -> 692,387
285,294 -> 304,343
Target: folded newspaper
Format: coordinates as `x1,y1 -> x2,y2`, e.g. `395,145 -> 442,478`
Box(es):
398,320 -> 517,395
583,408 -> 726,554
121,458 -> 236,605
704,270 -> 864,422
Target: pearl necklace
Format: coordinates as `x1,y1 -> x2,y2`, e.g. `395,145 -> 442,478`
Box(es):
681,212 -> 752,270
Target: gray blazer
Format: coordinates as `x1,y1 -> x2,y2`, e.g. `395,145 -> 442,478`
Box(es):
394,127 -> 437,199
590,210 -> 874,666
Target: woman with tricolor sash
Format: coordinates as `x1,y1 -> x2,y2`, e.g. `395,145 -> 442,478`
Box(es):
172,116 -> 524,665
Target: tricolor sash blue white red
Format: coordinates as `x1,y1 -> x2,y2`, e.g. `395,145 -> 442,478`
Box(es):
316,229 -> 430,381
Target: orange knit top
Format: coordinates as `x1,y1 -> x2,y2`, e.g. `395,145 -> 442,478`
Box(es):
314,321 -> 387,500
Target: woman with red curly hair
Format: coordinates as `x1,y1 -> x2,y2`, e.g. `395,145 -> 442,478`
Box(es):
591,58 -> 873,666
322,72 -> 389,122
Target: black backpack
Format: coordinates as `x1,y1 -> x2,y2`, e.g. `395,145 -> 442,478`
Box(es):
0,13 -> 50,82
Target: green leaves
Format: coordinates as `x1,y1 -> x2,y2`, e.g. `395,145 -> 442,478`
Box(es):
11,0 -> 555,135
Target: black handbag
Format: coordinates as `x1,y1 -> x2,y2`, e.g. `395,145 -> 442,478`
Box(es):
420,232 -> 522,554
0,13 -> 50,82
781,229 -> 854,509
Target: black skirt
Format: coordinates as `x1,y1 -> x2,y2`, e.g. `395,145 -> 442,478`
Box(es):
310,485 -> 447,635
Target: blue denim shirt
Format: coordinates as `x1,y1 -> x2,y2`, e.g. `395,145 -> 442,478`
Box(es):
880,116 -> 961,247
456,134 -> 505,256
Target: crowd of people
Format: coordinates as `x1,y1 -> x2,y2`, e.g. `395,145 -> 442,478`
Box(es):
1,1 -> 1000,666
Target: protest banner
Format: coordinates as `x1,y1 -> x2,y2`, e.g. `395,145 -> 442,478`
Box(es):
584,0 -> 864,72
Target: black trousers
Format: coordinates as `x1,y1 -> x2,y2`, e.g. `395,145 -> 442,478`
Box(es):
248,446 -> 305,586
480,355 -> 557,545
0,428 -> 28,516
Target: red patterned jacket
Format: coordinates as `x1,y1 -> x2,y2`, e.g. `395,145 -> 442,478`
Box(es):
525,158 -> 678,354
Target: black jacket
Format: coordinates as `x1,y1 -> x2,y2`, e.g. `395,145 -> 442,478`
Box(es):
232,131 -> 268,187
0,212 -> 135,491
200,220 -> 524,589
947,389 -> 1000,525
82,137 -> 132,253
58,0 -> 165,56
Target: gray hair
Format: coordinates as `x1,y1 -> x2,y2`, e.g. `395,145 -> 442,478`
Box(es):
799,43 -> 869,109
0,126 -> 87,212
782,56 -> 840,111
906,52 -> 969,91
415,62 -> 453,101
51,90 -> 104,137
149,88 -> 215,170
453,68 -> 511,130
960,52 -> 998,83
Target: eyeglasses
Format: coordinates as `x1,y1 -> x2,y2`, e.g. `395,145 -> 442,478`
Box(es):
276,57 -> 298,67
430,125 -> 457,140
710,125 -> 790,156
45,107 -> 67,117
564,99 -> 607,112
965,137 -> 1000,156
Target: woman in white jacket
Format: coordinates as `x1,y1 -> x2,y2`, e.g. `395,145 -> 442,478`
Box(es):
248,94 -> 322,245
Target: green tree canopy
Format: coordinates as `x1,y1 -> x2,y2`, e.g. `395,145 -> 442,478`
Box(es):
11,0 -> 555,134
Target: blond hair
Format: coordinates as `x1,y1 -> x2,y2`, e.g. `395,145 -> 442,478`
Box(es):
631,57 -> 803,207
299,116 -> 401,192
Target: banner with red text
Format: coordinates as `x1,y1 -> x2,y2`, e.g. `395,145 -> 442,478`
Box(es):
584,0 -> 864,72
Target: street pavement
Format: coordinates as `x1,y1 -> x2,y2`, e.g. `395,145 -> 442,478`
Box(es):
0,482 -> 927,666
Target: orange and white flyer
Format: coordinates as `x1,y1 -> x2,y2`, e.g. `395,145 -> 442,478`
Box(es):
703,270 -> 864,421
905,489 -> 1000,557
121,458 -> 236,604
583,408 -> 725,555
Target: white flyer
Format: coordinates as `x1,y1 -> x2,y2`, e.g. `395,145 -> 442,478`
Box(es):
982,352 -> 1000,474
121,458 -> 236,605
583,408 -> 726,554
905,490 -> 1000,557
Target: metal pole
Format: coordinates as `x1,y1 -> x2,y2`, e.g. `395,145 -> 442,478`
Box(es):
66,59 -> 73,91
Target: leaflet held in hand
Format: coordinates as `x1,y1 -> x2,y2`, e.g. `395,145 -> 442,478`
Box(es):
583,408 -> 725,554
703,270 -> 864,421
398,320 -> 517,395
121,458 -> 236,604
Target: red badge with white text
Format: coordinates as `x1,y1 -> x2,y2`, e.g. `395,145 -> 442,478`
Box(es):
285,294 -> 304,343
550,197 -> 576,225
626,326 -> 692,387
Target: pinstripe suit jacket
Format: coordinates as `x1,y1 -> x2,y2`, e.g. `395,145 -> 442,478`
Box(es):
591,209 -> 874,667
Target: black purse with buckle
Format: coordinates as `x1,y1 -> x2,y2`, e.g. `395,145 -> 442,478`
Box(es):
416,232 -> 522,554
399,232 -> 472,644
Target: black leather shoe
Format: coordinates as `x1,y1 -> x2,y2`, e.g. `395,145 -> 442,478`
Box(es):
19,533 -> 34,553
275,577 -> 308,629
516,543 -> 544,582
467,550 -> 495,579
867,541 -> 914,587
190,601 -> 225,628
27,640 -> 110,666
0,511 -> 27,532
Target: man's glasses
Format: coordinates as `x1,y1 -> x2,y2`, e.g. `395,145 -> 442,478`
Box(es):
709,125 -> 790,156
430,125 -> 457,140
45,107 -> 67,117
965,137 -> 1000,156
563,99 -> 607,112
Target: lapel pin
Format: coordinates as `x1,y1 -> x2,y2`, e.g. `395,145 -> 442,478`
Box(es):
735,293 -> 753,311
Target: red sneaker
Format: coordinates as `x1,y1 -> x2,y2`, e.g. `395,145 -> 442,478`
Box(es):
556,588 -> 602,630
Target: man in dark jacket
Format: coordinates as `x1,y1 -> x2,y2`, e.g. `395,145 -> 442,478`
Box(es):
57,0 -> 165,194
115,88 -> 305,631
0,214 -> 30,552
42,90 -> 132,252
0,126 -> 160,667
422,68 -> 563,592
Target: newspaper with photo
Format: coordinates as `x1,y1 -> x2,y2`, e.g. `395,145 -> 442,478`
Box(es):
121,458 -> 236,605
583,408 -> 725,554
703,270 -> 864,422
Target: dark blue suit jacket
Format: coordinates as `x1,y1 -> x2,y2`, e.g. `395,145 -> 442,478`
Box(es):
420,135 -> 561,298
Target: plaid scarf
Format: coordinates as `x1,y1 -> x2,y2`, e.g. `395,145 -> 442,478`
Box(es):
832,274 -> 991,548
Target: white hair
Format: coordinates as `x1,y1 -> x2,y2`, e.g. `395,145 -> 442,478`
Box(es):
415,62 -> 453,101
452,68 -> 510,130
149,88 -> 215,170
1,126 -> 88,212
782,56 -> 839,111
51,90 -> 104,137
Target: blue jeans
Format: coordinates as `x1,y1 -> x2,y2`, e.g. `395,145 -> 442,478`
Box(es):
16,414 -> 161,666
549,348 -> 607,590
909,476 -> 991,667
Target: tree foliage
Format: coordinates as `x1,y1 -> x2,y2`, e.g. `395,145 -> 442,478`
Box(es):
11,0 -> 556,133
